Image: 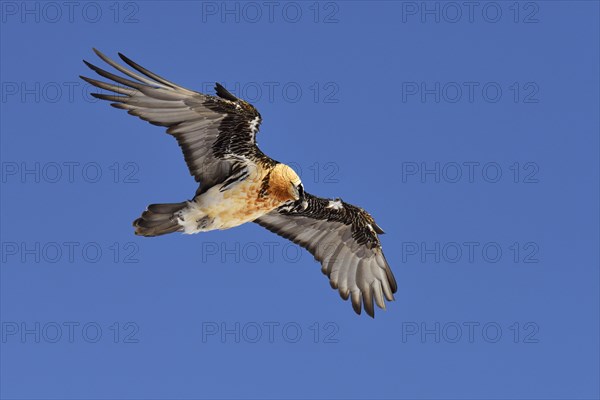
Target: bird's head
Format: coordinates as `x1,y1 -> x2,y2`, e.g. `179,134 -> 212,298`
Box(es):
270,164 -> 306,208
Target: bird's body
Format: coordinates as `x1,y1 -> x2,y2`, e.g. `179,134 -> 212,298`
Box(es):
81,49 -> 397,317
177,163 -> 302,233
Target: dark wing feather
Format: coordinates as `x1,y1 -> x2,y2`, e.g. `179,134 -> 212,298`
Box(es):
80,48 -> 272,191
254,193 -> 397,318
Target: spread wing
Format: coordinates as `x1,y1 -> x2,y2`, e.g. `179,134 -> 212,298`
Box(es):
254,193 -> 397,317
80,48 -> 271,191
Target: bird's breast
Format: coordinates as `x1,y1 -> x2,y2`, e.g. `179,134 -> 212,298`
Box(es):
195,167 -> 284,230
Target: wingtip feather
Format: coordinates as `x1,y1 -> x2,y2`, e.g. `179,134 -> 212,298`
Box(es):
351,291 -> 362,315
215,82 -> 239,102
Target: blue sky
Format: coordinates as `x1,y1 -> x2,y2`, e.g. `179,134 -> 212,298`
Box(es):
1,1 -> 599,399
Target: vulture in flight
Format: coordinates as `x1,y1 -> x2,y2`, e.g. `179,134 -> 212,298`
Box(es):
80,49 -> 397,317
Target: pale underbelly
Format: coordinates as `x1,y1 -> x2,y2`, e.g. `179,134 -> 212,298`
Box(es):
177,179 -> 281,233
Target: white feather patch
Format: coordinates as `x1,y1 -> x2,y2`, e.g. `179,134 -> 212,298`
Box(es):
176,202 -> 203,234
249,116 -> 260,136
326,200 -> 343,210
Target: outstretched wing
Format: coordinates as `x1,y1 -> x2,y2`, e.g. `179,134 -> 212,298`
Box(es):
80,48 -> 271,191
254,193 -> 397,317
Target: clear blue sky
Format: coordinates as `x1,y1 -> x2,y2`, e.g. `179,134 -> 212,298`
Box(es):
1,1 -> 599,399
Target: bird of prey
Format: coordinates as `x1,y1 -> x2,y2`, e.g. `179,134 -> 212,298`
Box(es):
80,49 -> 397,317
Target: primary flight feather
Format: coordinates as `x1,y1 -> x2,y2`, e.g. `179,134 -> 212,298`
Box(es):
80,49 -> 397,317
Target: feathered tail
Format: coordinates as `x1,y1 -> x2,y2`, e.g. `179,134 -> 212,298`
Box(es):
133,202 -> 187,237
